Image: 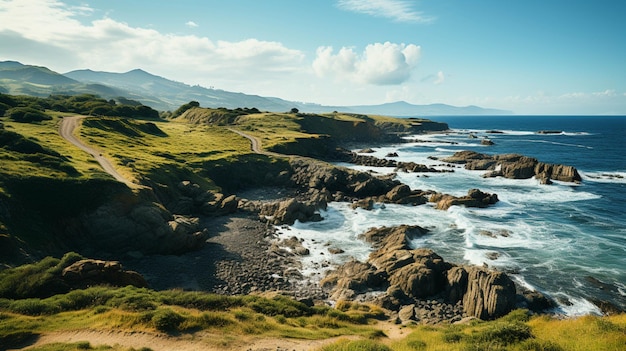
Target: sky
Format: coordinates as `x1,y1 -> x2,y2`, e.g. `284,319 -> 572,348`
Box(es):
1,0 -> 625,115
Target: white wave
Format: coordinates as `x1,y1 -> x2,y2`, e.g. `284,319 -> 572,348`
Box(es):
521,139 -> 593,149
617,282 -> 626,297
562,132 -> 592,136
581,171 -> 626,184
449,128 -> 537,136
550,294 -> 602,316
498,183 -> 601,204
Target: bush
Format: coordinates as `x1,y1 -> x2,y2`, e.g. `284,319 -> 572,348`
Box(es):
469,322 -> 533,345
151,308 -> 184,332
245,295 -> 311,317
7,107 -> 51,122
9,298 -> 61,315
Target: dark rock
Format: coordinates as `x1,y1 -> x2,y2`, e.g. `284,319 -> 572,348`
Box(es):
443,151 -> 581,183
430,189 -> 498,210
351,198 -> 374,210
398,304 -> 417,323
481,138 -> 495,145
536,130 -> 562,134
385,184 -> 412,202
462,267 -> 516,320
386,152 -> 399,157
260,198 -> 322,225
62,259 -> 148,288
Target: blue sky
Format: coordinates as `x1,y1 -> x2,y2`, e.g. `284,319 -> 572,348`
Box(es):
1,0 -> 625,114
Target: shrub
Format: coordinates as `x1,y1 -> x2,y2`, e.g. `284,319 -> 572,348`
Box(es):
469,322 -> 533,345
151,308 -> 184,332
245,295 -> 311,317
7,107 -> 51,122
9,298 -> 60,315
406,340 -> 427,350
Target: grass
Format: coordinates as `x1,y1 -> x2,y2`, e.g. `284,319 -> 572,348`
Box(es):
77,116 -> 252,186
0,286 -> 380,349
1,114 -> 108,179
1,286 -> 624,351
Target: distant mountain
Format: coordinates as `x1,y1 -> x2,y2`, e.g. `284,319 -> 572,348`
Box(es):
1,61 -> 512,116
0,61 -> 77,85
64,68 -> 296,112
0,61 -> 128,98
342,101 -> 511,116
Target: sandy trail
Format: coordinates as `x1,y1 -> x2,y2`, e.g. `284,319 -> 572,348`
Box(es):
19,328 -> 376,351
227,128 -> 287,158
59,116 -> 136,187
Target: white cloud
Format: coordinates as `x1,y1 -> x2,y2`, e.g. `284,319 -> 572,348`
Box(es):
434,71 -> 445,85
0,0 -> 304,84
337,0 -> 435,23
313,42 -> 421,85
185,21 -> 199,28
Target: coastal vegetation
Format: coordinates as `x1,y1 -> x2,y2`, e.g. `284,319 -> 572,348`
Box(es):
0,93 -> 623,350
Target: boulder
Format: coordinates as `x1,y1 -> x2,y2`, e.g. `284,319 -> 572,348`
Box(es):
62,259 -> 148,288
385,184 -> 412,202
481,138 -> 495,145
260,198 -> 322,225
362,225 -> 429,252
462,267 -> 516,320
387,249 -> 448,299
430,189 -> 499,210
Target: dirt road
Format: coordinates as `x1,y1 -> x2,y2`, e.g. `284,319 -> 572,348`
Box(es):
59,116 -> 135,187
227,128 -> 286,158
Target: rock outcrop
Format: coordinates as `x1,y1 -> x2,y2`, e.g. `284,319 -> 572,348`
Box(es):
62,259 -> 148,289
259,198 -> 323,225
442,151 -> 582,183
81,196 -> 209,255
321,225 -> 520,320
430,189 -> 499,210
330,148 -> 450,174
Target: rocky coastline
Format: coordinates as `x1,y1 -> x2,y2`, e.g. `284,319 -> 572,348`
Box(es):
32,130 -> 602,321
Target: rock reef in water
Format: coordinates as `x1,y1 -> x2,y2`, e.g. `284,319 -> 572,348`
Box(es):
443,151 -> 582,184
321,225 -> 530,321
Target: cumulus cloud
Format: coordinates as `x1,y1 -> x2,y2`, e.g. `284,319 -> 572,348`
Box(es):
337,0 -> 435,23
0,0 -> 304,83
434,71 -> 445,85
185,21 -> 199,28
313,42 -> 421,85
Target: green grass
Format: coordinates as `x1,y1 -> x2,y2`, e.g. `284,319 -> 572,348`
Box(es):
77,116 -> 252,185
1,114 -> 108,179
0,286 -> 380,348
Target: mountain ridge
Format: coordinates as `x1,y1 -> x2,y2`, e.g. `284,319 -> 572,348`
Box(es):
1,61 -> 512,115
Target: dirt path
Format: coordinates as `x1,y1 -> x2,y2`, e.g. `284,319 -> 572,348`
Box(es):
59,116 -> 136,187
20,328 -> 374,351
227,128 -> 286,158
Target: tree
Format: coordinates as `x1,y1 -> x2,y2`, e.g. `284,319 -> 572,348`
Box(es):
290,107 -> 299,114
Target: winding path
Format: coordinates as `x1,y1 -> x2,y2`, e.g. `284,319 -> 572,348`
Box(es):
227,128 -> 286,158
59,116 -> 136,187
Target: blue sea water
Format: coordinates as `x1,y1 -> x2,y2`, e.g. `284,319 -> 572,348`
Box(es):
277,116 -> 626,316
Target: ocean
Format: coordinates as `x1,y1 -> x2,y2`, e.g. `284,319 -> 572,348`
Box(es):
276,115 -> 626,316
